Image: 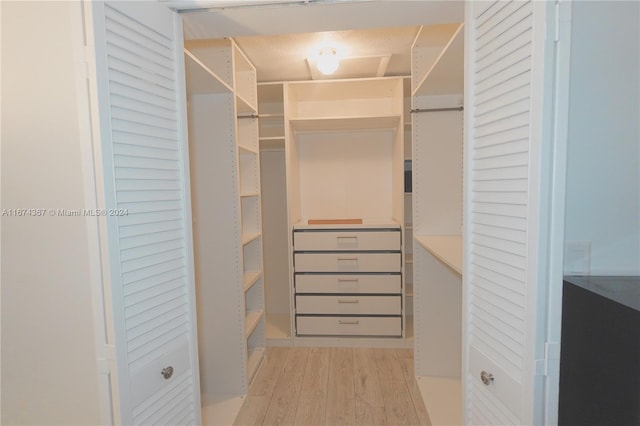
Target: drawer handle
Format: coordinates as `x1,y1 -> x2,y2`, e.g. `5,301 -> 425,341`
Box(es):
338,278 -> 359,283
337,235 -> 358,241
338,320 -> 360,325
337,257 -> 358,262
338,299 -> 359,304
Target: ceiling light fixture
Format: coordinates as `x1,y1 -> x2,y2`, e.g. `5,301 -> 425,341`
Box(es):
316,47 -> 339,75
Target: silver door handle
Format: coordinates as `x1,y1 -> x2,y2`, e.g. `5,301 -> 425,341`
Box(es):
161,366 -> 174,380
480,370 -> 494,386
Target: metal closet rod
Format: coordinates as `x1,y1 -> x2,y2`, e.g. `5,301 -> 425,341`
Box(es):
410,106 -> 464,113
237,113 -> 259,119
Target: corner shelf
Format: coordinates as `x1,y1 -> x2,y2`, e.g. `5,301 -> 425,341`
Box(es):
245,310 -> 264,337
243,271 -> 262,292
415,235 -> 463,276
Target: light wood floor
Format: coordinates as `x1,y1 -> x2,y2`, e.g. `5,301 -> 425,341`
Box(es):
233,347 -> 432,426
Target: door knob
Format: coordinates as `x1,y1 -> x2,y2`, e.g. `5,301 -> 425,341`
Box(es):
480,370 -> 494,386
161,366 -> 174,380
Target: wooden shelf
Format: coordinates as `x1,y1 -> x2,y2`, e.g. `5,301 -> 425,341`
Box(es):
239,145 -> 258,155
415,235 -> 463,275
236,92 -> 257,114
413,23 -> 464,97
245,309 -> 264,337
184,50 -> 232,95
243,271 -> 262,292
289,115 -> 401,132
240,192 -> 259,198
242,232 -> 261,246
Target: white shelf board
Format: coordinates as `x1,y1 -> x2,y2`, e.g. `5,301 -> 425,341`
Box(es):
236,92 -> 257,114
242,232 -> 261,246
289,115 -> 400,132
247,346 -> 265,384
240,192 -> 259,198
245,309 -> 264,338
413,23 -> 464,97
243,270 -> 262,292
184,50 -> 232,95
415,235 -> 463,275
239,145 -> 258,155
416,375 -> 462,426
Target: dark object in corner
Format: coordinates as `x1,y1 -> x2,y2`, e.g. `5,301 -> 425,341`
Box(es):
558,276 -> 640,426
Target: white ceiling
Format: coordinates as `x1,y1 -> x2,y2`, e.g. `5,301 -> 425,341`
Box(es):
179,0 -> 464,83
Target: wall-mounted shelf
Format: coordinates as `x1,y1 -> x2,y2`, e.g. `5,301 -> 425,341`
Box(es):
185,51 -> 232,95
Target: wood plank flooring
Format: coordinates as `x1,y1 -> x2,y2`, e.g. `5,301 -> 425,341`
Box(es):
233,347 -> 432,426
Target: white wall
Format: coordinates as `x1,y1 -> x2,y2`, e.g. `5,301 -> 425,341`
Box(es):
564,0 -> 640,275
1,2 -> 102,423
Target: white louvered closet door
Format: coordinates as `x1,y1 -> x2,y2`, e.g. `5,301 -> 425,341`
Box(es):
89,2 -> 201,425
464,1 -> 557,424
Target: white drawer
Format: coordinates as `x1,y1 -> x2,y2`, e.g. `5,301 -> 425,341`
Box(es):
295,274 -> 401,294
294,230 -> 401,251
296,295 -> 401,315
296,316 -> 402,336
294,253 -> 401,273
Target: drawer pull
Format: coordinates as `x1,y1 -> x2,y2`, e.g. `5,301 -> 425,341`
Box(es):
338,320 -> 360,325
338,278 -> 359,283
337,235 -> 358,242
338,299 -> 360,304
337,257 -> 358,262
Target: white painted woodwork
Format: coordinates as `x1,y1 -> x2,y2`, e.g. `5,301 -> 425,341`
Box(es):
464,1 -> 563,423
410,16 -> 465,425
294,230 -> 401,251
296,295 -> 402,315
296,317 -> 402,337
294,253 -> 402,273
295,274 -> 402,294
89,2 -> 201,424
186,38 -> 265,408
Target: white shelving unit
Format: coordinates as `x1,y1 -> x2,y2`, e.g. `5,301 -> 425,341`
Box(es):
411,23 -> 465,426
284,77 -> 406,344
257,82 -> 292,346
185,38 -> 266,415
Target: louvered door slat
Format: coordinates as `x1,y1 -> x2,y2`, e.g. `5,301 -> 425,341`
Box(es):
92,2 -> 199,423
111,82 -> 177,112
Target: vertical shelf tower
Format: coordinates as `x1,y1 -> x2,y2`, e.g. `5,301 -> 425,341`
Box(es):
185,39 -> 266,409
411,23 -> 465,425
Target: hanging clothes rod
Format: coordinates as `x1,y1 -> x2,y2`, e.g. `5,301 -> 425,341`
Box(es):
410,106 -> 464,113
237,113 -> 259,119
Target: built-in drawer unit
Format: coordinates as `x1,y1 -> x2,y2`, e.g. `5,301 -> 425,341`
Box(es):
295,274 -> 402,294
296,316 -> 402,336
293,225 -> 403,338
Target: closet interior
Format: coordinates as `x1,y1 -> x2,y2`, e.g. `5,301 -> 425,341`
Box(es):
183,20 -> 464,423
